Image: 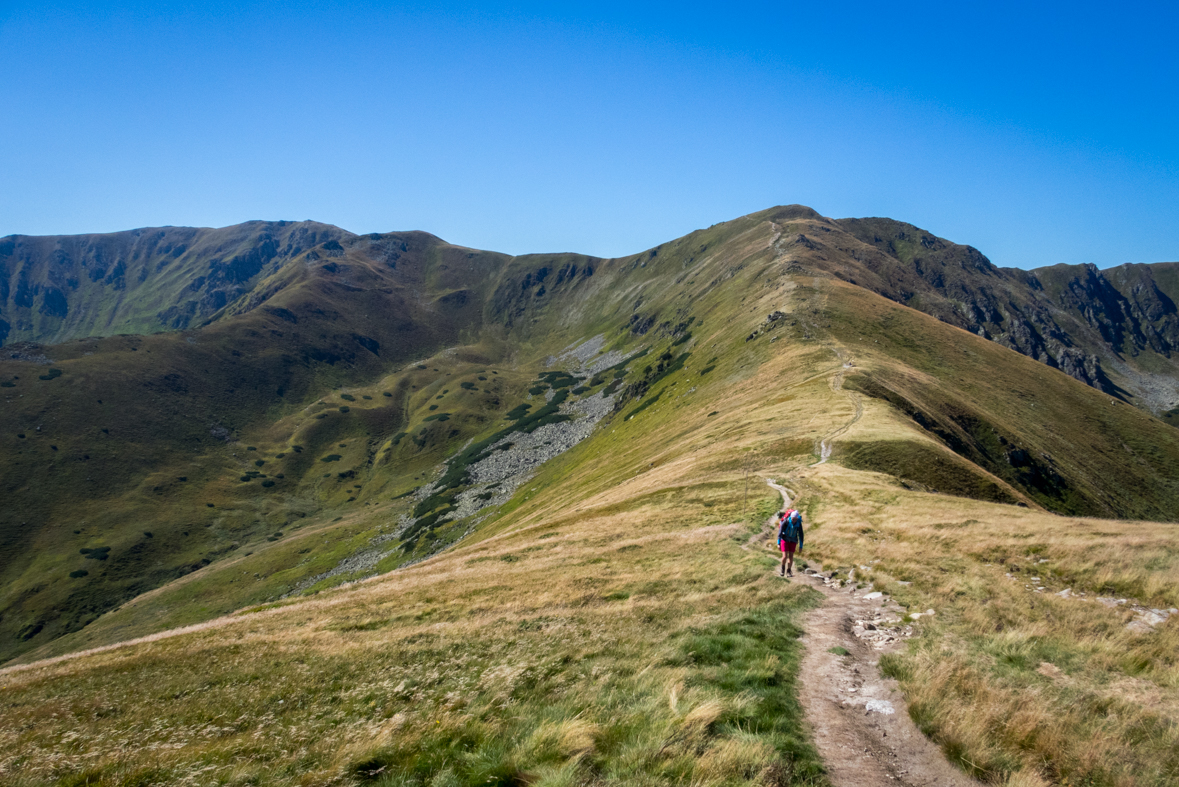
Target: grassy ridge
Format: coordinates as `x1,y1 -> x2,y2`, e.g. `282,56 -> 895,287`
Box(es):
5,207 -> 1179,787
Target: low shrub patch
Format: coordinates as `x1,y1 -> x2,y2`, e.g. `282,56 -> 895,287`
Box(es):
505,404 -> 532,420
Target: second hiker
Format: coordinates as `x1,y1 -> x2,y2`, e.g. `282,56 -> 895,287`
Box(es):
777,508 -> 804,577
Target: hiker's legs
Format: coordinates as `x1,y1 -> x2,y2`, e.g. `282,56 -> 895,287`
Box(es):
779,542 -> 787,574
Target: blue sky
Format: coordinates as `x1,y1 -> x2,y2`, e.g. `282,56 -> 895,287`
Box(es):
2,1 -> 1177,268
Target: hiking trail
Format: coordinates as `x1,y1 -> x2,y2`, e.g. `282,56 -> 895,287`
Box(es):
814,356 -> 862,465
764,479 -> 979,787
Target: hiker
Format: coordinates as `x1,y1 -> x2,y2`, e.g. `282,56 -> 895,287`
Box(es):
777,508 -> 804,577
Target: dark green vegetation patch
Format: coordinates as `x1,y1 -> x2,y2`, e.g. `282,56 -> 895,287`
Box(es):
401,389 -> 574,550
839,440 -> 1018,504
504,403 -> 532,421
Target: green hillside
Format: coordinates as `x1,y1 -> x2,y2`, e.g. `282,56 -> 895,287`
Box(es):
3,206 -> 1179,787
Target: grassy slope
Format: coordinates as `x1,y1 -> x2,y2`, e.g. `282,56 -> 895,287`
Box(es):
0,329 -> 839,786
3,205 -> 783,663
3,209 -> 1179,786
0,232 -> 523,661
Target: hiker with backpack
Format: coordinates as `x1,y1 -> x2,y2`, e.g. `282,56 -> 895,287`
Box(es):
777,508 -> 804,577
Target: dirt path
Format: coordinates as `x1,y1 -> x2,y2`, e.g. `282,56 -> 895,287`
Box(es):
814,359 -> 862,465
765,480 -> 979,787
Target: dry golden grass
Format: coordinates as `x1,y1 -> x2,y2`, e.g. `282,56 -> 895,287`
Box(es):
790,462 -> 1179,786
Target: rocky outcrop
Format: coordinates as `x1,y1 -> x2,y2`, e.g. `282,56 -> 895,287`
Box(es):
833,218 -> 1179,402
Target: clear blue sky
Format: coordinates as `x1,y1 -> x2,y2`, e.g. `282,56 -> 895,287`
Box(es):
3,1 -> 1177,269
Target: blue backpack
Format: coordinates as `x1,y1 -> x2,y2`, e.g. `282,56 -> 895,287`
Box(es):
778,510 -> 803,547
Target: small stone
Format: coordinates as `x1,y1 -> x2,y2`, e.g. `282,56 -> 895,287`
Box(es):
863,591 -> 883,600
865,699 -> 895,715
1056,588 -> 1072,598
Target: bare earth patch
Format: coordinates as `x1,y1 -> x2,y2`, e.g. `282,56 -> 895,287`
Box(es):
794,571 -> 979,787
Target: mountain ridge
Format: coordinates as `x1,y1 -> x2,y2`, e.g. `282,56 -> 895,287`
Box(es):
4,204 -> 1179,666
8,211 -> 1179,416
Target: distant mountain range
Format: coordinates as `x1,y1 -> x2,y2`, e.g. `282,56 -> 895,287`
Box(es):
6,212 -> 1177,416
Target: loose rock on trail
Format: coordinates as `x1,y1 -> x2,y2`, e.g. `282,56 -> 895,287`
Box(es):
765,480 -> 979,787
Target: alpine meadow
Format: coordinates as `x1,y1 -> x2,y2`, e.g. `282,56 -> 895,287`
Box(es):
3,204 -> 1179,787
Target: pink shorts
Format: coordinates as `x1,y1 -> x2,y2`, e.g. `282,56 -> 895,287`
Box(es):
779,541 -> 797,555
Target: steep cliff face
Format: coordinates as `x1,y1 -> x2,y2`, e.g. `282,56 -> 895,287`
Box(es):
833,218 -> 1179,407
1036,262 -> 1179,358
0,221 -> 352,345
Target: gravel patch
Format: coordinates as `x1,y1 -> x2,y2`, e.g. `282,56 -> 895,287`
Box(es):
288,341 -> 641,595
450,390 -> 616,518
547,334 -> 632,376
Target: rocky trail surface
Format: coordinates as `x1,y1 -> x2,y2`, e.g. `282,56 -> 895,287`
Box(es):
765,480 -> 979,787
